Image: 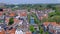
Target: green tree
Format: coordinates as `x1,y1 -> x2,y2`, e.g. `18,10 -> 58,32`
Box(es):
42,18 -> 48,22
31,13 -> 40,24
27,14 -> 30,23
41,11 -> 60,23
42,17 -> 56,22
48,12 -> 56,17
27,8 -> 30,12
8,18 -> 14,25
40,28 -> 43,34
48,18 -> 55,22
55,11 -> 60,15
47,4 -> 52,8
51,16 -> 60,24
48,11 -> 60,17
45,31 -> 49,34
29,25 -> 35,32
52,7 -> 56,10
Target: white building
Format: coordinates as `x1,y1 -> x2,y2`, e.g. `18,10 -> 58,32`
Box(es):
18,20 -> 23,26
0,26 -> 2,32
15,29 -> 24,34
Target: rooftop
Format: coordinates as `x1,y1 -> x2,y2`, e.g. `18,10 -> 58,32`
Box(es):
0,12 -> 3,16
0,29 -> 5,34
6,28 -> 16,34
20,12 -> 27,17
26,31 -> 32,34
43,22 -> 57,26
9,12 -> 15,17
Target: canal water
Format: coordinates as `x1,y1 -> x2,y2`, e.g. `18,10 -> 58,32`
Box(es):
30,16 -> 35,24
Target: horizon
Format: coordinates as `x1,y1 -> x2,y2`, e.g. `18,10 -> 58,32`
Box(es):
0,0 -> 60,4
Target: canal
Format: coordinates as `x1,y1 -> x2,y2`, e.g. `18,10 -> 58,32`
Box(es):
30,16 -> 35,24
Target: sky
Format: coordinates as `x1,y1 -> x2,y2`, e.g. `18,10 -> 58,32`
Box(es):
0,0 -> 60,4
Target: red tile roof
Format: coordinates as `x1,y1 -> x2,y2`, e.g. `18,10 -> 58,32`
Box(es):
0,29 -> 5,34
50,29 -> 56,33
9,12 -> 15,17
43,22 -> 50,26
43,22 -> 57,26
14,18 -> 20,23
6,28 -> 16,34
43,22 -> 59,34
0,12 -> 3,16
20,12 -> 27,17
26,31 -> 32,34
50,22 -> 57,26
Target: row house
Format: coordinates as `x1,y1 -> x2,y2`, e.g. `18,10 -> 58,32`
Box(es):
16,10 -> 27,19
42,22 -> 60,34
15,26 -> 31,34
5,12 -> 16,17
36,9 -> 55,20
0,26 -> 32,34
36,10 -> 48,20
48,23 -> 60,34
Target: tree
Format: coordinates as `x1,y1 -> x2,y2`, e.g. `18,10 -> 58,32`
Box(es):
43,11 -> 60,24
27,8 -> 30,12
45,31 -> 49,34
40,28 -> 43,34
32,13 -> 40,24
27,14 -> 30,23
48,18 -> 55,22
55,11 -> 60,15
52,7 -> 56,10
48,12 -> 56,17
54,6 -> 60,12
51,16 -> 60,24
48,11 -> 60,17
47,4 -> 52,9
42,18 -> 48,22
29,25 -> 35,32
42,17 -> 56,22
8,18 -> 14,25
